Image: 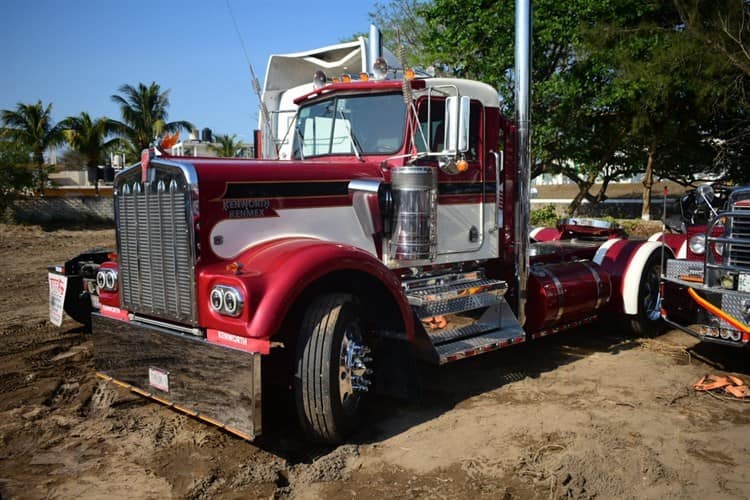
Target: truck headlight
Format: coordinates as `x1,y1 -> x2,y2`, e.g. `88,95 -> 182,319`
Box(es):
210,285 -> 243,317
689,234 -> 706,255
96,269 -> 118,291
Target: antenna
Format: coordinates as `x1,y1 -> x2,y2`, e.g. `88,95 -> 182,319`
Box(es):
225,0 -> 277,159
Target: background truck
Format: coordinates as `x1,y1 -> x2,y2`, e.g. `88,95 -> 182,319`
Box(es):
660,184 -> 750,347
50,2 -> 670,443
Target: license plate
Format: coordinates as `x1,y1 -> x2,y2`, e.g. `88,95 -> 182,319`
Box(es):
48,272 -> 68,327
739,273 -> 750,293
148,367 -> 169,392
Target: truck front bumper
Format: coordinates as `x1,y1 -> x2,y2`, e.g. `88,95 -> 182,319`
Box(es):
661,277 -> 750,348
92,313 -> 262,439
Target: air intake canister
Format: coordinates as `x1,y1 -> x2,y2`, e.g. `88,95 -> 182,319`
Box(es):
389,166 -> 438,261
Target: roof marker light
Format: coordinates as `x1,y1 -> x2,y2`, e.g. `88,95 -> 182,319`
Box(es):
359,72 -> 369,81
313,70 -> 327,89
341,73 -> 352,83
373,57 -> 388,80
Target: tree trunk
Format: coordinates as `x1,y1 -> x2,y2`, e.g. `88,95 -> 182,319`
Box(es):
641,143 -> 656,221
567,175 -> 595,215
33,150 -> 46,194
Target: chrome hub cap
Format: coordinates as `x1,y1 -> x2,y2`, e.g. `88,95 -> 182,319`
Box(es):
338,325 -> 372,413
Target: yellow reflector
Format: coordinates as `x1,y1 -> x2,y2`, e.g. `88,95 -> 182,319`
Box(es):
404,67 -> 415,80
359,72 -> 369,81
341,73 -> 352,83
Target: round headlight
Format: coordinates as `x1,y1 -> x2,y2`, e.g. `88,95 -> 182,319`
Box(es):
105,270 -> 117,290
313,70 -> 327,89
96,271 -> 107,290
210,288 -> 224,311
689,234 -> 706,255
223,290 -> 238,315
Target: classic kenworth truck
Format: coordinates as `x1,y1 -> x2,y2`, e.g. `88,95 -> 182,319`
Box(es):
659,184 -> 750,348
49,3 -> 671,443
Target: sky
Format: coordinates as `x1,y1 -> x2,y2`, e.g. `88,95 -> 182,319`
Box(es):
0,0 -> 376,145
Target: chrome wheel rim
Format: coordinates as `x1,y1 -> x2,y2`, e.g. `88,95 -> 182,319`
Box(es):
643,263 -> 662,322
338,324 -> 371,415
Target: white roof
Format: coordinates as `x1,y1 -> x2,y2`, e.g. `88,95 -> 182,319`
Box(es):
423,78 -> 500,108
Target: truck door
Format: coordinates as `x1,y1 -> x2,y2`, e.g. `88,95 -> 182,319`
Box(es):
417,99 -> 485,255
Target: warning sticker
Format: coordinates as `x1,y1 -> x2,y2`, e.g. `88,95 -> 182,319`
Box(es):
48,272 -> 68,327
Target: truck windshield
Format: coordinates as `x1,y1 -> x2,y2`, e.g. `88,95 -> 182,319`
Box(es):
293,93 -> 406,159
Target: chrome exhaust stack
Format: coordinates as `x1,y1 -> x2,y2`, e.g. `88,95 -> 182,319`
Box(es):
368,24 -> 383,75
514,0 -> 532,326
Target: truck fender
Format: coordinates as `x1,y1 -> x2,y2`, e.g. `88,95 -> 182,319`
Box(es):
593,239 -> 671,315
648,231 -> 686,258
229,238 -> 414,341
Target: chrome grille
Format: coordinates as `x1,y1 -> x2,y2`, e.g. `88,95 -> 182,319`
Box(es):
115,162 -> 197,325
727,204 -> 750,268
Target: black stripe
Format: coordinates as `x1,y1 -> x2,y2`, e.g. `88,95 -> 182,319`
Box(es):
223,181 -> 350,199
438,182 -> 497,196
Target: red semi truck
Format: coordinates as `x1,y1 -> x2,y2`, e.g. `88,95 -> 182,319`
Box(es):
49,5 -> 672,443
658,184 -> 750,348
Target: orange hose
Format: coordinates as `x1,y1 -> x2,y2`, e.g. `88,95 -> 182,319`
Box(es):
687,288 -> 750,334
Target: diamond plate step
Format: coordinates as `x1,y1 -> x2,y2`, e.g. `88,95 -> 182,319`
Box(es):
429,321 -> 501,346
412,292 -> 503,319
436,325 -> 526,364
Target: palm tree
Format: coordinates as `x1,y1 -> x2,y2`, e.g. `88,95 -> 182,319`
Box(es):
60,112 -> 122,194
1,100 -> 65,192
110,82 -> 193,155
209,133 -> 244,157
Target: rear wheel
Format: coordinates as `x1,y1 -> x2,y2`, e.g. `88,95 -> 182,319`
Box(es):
628,252 -> 663,336
294,293 -> 373,443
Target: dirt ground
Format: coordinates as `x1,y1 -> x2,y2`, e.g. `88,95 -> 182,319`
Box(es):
1,223 -> 749,499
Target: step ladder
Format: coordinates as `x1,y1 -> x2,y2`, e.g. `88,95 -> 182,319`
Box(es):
403,271 -> 526,365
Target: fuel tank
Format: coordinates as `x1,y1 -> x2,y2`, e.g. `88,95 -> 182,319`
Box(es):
525,261 -> 612,332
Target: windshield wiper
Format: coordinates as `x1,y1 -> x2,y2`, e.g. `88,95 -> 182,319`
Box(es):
338,111 -> 364,162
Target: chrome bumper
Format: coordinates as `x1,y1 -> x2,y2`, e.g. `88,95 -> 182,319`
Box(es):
92,313 -> 261,439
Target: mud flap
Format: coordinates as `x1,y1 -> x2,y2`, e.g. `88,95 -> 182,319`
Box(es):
92,314 -> 262,439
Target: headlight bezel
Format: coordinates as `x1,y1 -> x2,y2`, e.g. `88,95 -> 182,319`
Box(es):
688,234 -> 706,255
96,269 -> 118,292
210,285 -> 244,317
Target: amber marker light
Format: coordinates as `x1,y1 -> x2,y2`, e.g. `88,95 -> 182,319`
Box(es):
107,252 -> 118,261
404,67 -> 415,80
226,261 -> 243,274
456,159 -> 469,173
332,77 -> 341,83
359,72 -> 369,81
341,73 -> 352,83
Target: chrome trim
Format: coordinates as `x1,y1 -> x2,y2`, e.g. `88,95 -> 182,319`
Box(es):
557,218 -> 616,230
348,178 -> 382,194
490,150 -> 503,233
581,261 -> 606,310
131,314 -> 203,336
514,0 -> 532,327
93,313 -> 262,439
549,270 -> 565,321
210,285 -> 244,318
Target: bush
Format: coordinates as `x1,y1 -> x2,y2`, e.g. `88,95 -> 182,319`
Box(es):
530,204 -> 559,227
0,140 -> 34,218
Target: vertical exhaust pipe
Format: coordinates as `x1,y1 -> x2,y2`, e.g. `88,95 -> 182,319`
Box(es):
368,24 -> 382,74
514,0 -> 532,326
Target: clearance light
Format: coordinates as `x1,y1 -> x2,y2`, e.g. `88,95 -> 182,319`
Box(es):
373,57 -> 388,80
359,72 -> 369,81
341,73 -> 352,83
456,159 -> 469,173
331,77 -> 341,84
404,67 -> 415,80
313,70 -> 327,89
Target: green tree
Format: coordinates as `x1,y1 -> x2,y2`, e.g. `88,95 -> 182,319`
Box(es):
0,138 -> 34,217
209,134 -> 244,157
110,82 -> 193,155
0,100 -> 64,192
60,112 -> 122,194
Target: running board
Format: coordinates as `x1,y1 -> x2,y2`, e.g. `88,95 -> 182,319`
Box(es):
417,298 -> 526,365
403,271 -> 508,318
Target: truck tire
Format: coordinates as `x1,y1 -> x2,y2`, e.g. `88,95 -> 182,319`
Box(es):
294,293 -> 372,443
628,252 -> 663,336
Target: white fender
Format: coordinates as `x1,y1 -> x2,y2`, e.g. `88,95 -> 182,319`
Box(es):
676,240 -> 687,259
648,232 -> 663,242
621,241 -> 663,315
593,238 -> 623,266
529,227 -> 544,240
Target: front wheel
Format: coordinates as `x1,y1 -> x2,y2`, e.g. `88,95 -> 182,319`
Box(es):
294,293 -> 373,444
628,252 -> 664,336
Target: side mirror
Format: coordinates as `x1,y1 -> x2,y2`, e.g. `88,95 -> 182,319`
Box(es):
444,96 -> 470,155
